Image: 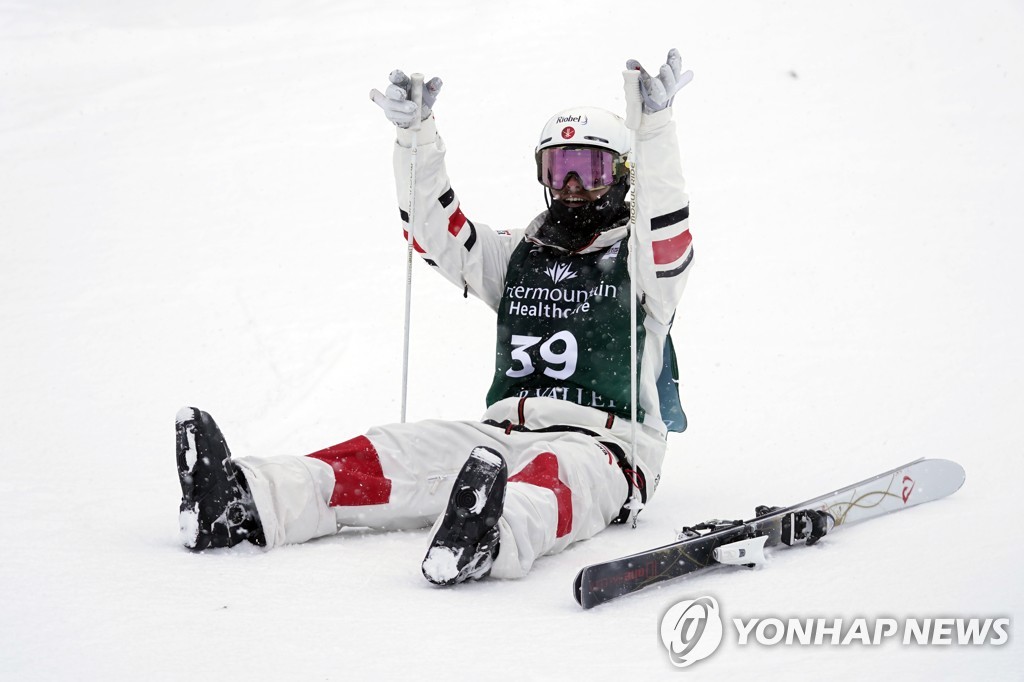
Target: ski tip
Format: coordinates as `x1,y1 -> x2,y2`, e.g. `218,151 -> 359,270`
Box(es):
918,458 -> 967,493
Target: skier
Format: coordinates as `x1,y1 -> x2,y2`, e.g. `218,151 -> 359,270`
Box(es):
176,49 -> 695,585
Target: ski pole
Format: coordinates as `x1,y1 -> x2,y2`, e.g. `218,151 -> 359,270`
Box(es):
622,68 -> 643,526
400,73 -> 424,423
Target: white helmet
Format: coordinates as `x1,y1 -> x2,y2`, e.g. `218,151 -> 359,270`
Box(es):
536,106 -> 630,156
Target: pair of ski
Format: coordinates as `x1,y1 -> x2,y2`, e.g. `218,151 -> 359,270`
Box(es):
574,458 -> 965,609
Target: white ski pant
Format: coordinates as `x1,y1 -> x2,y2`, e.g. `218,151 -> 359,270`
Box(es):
236,397 -> 667,578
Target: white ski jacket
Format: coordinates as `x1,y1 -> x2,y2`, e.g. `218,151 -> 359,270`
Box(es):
391,108 -> 693,436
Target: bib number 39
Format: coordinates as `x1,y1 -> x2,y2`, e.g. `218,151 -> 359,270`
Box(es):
506,330 -> 578,380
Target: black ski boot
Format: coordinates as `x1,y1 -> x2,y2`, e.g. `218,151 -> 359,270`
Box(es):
176,406 -> 266,550
422,446 -> 507,585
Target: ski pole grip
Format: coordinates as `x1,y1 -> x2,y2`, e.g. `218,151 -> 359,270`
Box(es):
409,73 -> 425,133
622,69 -> 642,131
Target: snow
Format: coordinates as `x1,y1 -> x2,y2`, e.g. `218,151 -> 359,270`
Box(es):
467,486 -> 486,514
471,445 -> 504,469
421,546 -> 462,584
177,508 -> 199,548
1,0 -> 1022,679
174,406 -> 196,426
176,409 -> 198,469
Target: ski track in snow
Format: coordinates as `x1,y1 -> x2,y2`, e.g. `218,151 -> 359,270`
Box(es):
1,1 -> 1022,679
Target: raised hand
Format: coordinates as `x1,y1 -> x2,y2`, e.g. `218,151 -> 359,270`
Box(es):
625,49 -> 693,114
369,69 -> 443,128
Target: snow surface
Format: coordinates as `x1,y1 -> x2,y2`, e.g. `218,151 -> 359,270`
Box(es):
2,1 -> 1022,679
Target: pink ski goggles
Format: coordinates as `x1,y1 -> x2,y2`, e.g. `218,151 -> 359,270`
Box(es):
536,147 -> 627,191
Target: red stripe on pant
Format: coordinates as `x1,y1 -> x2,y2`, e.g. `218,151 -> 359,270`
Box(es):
306,436 -> 392,506
509,453 -> 573,538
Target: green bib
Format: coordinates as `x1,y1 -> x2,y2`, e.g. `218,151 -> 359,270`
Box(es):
486,238 -> 646,422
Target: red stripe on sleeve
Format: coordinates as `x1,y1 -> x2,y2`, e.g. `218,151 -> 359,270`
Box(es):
402,229 -> 426,254
448,207 -> 467,236
652,230 -> 692,265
